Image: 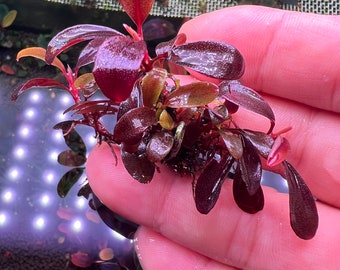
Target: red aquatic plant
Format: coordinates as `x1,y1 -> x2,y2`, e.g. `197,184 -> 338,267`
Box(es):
12,0 -> 318,240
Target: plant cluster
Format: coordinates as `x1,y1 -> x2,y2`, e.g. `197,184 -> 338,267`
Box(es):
12,0 -> 318,240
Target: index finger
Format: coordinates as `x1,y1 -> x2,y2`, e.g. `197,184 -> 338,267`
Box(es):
86,143 -> 340,269
179,6 -> 340,112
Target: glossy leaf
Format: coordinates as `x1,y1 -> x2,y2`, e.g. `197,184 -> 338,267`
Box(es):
75,38 -> 106,74
53,121 -> 87,155
1,10 -> 17,28
74,73 -> 99,98
91,194 -> 139,239
11,78 -> 68,101
159,109 -> 175,130
117,83 -> 142,120
239,135 -> 262,196
224,99 -> 239,114
114,107 -> 156,144
121,145 -> 155,183
57,168 -> 84,198
77,183 -> 92,200
46,24 -> 122,63
93,36 -> 147,102
219,129 -> 243,159
65,100 -> 119,116
141,68 -> 167,107
284,161 -> 318,240
17,47 -> 66,73
155,33 -> 187,56
169,41 -> 244,80
118,0 -> 154,29
208,105 -> 229,126
164,82 -> 219,108
242,129 -> 274,158
146,131 -> 174,162
220,80 -> 275,133
194,154 -> 234,214
233,164 -> 264,214
58,150 -> 87,167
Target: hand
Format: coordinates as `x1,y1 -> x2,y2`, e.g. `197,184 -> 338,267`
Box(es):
86,6 -> 340,269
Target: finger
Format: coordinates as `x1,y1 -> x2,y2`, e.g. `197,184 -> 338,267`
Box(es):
87,143 -> 340,269
179,6 -> 340,112
135,226 -> 237,270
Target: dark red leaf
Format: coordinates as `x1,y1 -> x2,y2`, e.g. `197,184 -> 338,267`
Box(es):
242,129 -> 274,159
75,38 -> 106,74
119,0 -> 154,29
57,168 -> 84,198
219,129 -> 243,159
11,78 -> 68,101
155,33 -> 187,56
121,144 -> 155,183
239,135 -> 262,196
58,150 -> 87,167
114,107 -> 156,144
146,131 -> 174,162
65,100 -> 119,116
46,24 -> 122,64
93,36 -> 147,102
117,82 -> 143,120
169,41 -> 244,80
91,194 -> 138,238
181,119 -> 202,148
77,183 -> 92,200
208,105 -> 229,126
284,161 -> 318,240
233,165 -> 264,214
194,154 -> 234,214
220,80 -> 275,133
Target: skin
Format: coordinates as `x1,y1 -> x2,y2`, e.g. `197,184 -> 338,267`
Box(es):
86,6 -> 340,270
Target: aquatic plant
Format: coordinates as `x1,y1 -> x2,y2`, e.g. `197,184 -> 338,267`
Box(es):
12,0 -> 318,240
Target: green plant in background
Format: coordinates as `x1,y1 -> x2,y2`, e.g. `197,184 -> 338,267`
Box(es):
0,4 -> 17,29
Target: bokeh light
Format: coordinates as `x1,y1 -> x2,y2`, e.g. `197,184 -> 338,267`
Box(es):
13,145 -> 27,160
7,167 -> 21,181
1,189 -> 15,203
0,212 -> 8,227
18,125 -> 32,138
23,108 -> 37,120
29,91 -> 42,103
71,219 -> 83,233
33,215 -> 46,230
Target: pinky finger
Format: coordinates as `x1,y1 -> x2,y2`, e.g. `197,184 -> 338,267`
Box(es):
134,226 -> 238,270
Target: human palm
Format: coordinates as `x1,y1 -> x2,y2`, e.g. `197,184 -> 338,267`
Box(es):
86,6 -> 340,269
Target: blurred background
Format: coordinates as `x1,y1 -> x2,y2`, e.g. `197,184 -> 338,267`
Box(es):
0,0 -> 336,269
